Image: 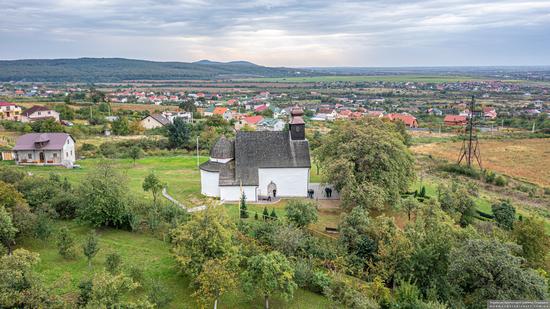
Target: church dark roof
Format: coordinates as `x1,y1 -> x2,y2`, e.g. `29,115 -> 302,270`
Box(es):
201,131 -> 310,186
210,136 -> 234,159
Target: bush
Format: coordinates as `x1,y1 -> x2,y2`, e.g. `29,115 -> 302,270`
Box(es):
56,227 -> 77,259
484,170 -> 496,184
440,164 -> 480,179
285,200 -> 318,227
494,175 -> 508,187
105,253 -> 122,274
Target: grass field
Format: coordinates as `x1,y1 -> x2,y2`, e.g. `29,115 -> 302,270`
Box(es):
18,220 -> 332,308
235,75 -> 489,83
412,138 -> 550,187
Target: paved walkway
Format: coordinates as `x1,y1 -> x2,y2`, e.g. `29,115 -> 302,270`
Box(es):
162,188 -> 206,213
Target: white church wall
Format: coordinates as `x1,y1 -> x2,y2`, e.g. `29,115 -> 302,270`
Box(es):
200,170 -> 220,197
258,168 -> 309,197
220,186 -> 257,202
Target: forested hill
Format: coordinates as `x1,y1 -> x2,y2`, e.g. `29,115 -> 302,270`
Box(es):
0,58 -> 314,82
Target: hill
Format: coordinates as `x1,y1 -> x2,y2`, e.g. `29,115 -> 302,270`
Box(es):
0,57 -> 314,82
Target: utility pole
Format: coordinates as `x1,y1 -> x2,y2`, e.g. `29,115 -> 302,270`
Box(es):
458,96 -> 482,169
196,136 -> 199,167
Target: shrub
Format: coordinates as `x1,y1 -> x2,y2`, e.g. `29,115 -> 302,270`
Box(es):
285,200 -> 318,228
56,227 -> 77,259
495,175 -> 508,187
484,170 -> 496,184
440,164 -> 480,179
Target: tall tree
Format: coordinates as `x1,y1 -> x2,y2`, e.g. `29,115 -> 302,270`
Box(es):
167,118 -> 192,149
513,216 -> 550,269
82,230 -> 100,267
56,227 -> 77,259
402,196 -> 420,221
242,251 -> 297,309
315,118 -> 415,210
128,146 -> 144,165
171,205 -> 237,277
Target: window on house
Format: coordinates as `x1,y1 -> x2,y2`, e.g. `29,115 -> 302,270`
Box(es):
38,112 -> 41,115
70,150 -> 73,155
66,152 -> 68,157
53,153 -> 57,158
27,153 -> 32,159
48,111 -> 51,114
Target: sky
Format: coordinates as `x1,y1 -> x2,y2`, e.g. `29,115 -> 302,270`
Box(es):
1,0 -> 550,67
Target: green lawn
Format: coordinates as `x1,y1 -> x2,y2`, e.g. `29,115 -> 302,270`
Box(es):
18,220 -> 332,308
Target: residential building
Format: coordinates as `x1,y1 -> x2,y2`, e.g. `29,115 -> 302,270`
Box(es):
141,114 -> 170,129
21,105 -> 60,123
444,115 -> 468,126
13,133 -> 76,167
0,102 -> 22,121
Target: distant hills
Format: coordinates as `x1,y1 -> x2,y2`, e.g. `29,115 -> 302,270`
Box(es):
0,58 -> 314,82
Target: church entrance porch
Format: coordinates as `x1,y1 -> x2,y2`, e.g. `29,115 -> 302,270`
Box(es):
267,181 -> 277,198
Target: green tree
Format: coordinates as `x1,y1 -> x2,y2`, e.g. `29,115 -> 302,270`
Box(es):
0,249 -> 55,308
171,205 -> 237,278
402,196 -> 420,221
86,271 -> 151,308
492,200 -> 516,230
242,251 -> 297,309
77,164 -> 130,227
0,205 -> 17,254
82,230 -> 100,267
33,210 -> 53,242
270,209 -> 277,220
263,207 -> 269,221
240,192 -> 249,218
285,200 -> 318,228
147,279 -> 172,308
448,239 -> 547,307
193,258 -> 238,309
0,181 -> 34,239
142,172 -> 164,207
167,118 -> 192,149
513,216 -> 550,269
105,252 -> 122,274
56,226 -> 77,259
315,118 -> 415,210
128,146 -> 144,165
112,116 -> 130,135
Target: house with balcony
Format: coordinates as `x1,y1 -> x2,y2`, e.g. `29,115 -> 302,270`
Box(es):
13,133 -> 76,167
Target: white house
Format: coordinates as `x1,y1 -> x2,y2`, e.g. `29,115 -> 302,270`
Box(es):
21,105 -> 60,123
0,102 -> 22,121
200,106 -> 310,202
140,114 -> 170,130
12,133 -> 76,167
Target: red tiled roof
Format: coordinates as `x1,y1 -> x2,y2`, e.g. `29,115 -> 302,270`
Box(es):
213,107 -> 228,115
0,102 -> 16,107
244,115 -> 263,124
385,113 -> 418,127
254,104 -> 268,112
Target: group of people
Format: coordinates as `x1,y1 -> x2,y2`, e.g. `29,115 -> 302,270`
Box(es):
307,187 -> 334,199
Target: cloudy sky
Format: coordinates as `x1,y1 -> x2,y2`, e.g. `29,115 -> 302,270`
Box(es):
1,0 -> 550,66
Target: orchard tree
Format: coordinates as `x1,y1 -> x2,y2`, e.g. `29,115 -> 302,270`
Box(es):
0,205 -> 17,253
86,271 -> 151,308
112,116 -> 130,135
192,258 -> 238,309
492,200 -> 516,230
142,172 -> 164,207
57,227 -> 77,259
167,117 -> 192,149
171,205 -> 237,277
128,146 -> 144,165
242,251 -> 297,309
448,239 -> 547,306
402,196 -> 420,221
83,230 -> 100,267
513,216 -> 550,269
0,181 -> 34,237
315,118 -> 415,210
285,200 -> 318,228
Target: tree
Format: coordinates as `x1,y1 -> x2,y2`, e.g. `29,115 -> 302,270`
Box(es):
128,146 -> 144,165
76,164 -> 130,227
0,205 -> 17,254
193,258 -> 238,309
513,216 -> 550,269
143,172 -> 164,207
0,249 -> 55,308
270,209 -> 278,220
167,117 -> 192,149
263,207 -> 269,221
240,192 -> 249,218
402,196 -> 420,221
82,230 -> 100,267
171,205 -> 237,278
105,252 -> 122,274
448,239 -> 547,307
0,181 -> 34,239
33,210 -> 53,242
147,279 -> 173,308
285,200 -> 318,228
112,116 -> 130,135
438,182 -> 477,227
86,271 -> 151,308
492,200 -> 516,230
315,118 -> 415,210
56,227 -> 77,259
179,100 -> 197,112
242,251 -> 297,309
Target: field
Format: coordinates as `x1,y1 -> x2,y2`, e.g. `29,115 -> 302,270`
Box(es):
412,138 -> 550,187
235,75 -> 489,83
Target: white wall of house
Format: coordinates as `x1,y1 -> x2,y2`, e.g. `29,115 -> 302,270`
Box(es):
22,110 -> 60,122
257,168 -> 309,197
62,137 -> 76,166
140,116 -> 163,130
200,170 -> 220,197
220,185 -> 257,202
14,136 -> 75,167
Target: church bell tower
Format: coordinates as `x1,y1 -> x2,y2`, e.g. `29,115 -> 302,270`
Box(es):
289,106 -> 305,140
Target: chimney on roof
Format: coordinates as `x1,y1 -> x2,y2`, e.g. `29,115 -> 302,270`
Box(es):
289,105 -> 305,140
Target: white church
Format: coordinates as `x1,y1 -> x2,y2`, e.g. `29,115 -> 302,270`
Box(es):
200,106 -> 311,202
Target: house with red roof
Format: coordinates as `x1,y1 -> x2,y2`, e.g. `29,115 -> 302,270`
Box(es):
0,102 -> 22,121
385,113 -> 418,128
366,111 -> 384,118
254,104 -> 269,113
338,110 -> 352,118
483,107 -> 497,119
234,115 -> 264,131
213,107 -> 233,121
444,115 -> 468,126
